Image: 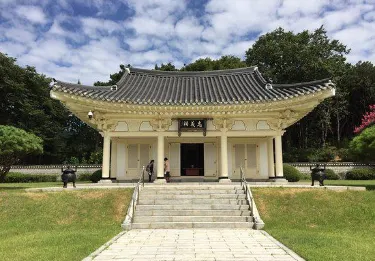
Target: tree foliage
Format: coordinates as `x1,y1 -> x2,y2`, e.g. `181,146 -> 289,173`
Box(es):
0,125 -> 43,181
0,52 -> 102,164
354,105 -> 375,134
245,27 -> 363,150
349,125 -> 375,162
182,56 -> 246,71
155,62 -> 177,71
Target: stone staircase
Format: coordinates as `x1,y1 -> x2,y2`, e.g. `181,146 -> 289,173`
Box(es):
132,184 -> 254,229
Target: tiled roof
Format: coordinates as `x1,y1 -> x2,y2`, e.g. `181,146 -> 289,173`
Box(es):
53,67 -> 334,105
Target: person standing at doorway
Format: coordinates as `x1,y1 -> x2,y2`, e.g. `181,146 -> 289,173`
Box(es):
146,160 -> 154,182
164,157 -> 170,183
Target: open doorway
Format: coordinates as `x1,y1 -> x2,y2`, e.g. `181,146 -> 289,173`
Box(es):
180,143 -> 204,176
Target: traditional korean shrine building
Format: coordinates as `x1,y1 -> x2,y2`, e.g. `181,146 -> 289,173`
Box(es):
50,67 -> 335,183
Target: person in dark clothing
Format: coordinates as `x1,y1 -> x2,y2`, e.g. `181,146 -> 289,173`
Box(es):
146,160 -> 154,182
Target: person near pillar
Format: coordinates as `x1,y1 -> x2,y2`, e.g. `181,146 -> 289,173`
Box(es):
164,157 -> 170,183
146,160 -> 154,182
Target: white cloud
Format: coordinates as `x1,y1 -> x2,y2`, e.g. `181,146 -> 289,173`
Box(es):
277,0 -> 327,16
15,5 -> 46,24
0,41 -> 28,57
222,40 -> 255,58
0,0 -> 375,85
81,17 -> 122,38
175,17 -> 204,39
4,27 -> 36,43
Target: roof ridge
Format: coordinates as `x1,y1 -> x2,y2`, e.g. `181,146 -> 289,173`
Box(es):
127,66 -> 257,77
273,78 -> 332,88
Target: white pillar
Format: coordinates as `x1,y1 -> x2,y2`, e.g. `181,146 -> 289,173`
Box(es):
219,132 -> 230,182
267,138 -> 275,178
110,139 -> 117,178
102,133 -> 111,179
155,134 -> 166,182
274,135 -> 283,177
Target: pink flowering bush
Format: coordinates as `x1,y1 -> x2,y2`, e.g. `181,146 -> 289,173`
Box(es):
350,105 -> 375,162
354,105 -> 375,134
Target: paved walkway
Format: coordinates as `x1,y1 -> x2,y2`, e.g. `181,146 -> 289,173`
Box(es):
84,229 -> 304,261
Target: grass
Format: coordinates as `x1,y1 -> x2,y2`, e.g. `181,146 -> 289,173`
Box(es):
252,188 -> 375,261
297,179 -> 375,190
0,187 -> 133,261
0,182 -> 91,191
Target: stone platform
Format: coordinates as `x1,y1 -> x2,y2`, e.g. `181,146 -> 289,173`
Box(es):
83,229 -> 304,261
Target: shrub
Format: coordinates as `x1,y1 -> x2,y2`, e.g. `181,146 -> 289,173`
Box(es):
349,125 -> 375,162
76,172 -> 92,181
4,172 -> 57,183
90,170 -> 102,183
307,146 -> 337,162
325,169 -> 340,180
283,164 -> 301,182
346,168 -> 375,180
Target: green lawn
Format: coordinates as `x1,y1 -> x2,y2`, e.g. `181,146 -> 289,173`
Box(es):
297,179 -> 375,190
0,187 -> 133,261
252,188 -> 375,261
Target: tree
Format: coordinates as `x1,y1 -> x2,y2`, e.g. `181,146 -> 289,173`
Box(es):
349,125 -> 375,162
182,55 -> 246,71
0,52 -> 69,163
94,64 -> 131,86
0,125 -> 43,182
353,105 -> 375,134
245,27 -> 350,149
155,62 -> 177,71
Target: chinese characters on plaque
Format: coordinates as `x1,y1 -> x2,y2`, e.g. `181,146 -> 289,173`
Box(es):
178,119 -> 207,136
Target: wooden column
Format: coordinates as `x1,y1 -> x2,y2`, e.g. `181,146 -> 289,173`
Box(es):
268,137 -> 275,177
156,134 -> 166,182
219,131 -> 230,182
102,132 -> 111,179
274,135 -> 284,177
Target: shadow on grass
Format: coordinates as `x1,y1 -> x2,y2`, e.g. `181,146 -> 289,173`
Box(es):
365,185 -> 375,190
0,187 -> 28,191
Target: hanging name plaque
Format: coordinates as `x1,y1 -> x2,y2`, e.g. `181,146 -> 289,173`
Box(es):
178,119 -> 207,137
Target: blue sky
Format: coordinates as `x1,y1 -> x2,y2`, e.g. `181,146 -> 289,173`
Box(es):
0,0 -> 375,84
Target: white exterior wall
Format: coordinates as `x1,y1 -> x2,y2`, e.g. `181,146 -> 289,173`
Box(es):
116,142 -> 126,180
258,140 -> 269,178
108,119 -> 283,181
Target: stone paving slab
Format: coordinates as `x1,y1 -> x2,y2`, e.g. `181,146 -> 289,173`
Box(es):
26,183 -> 366,192
83,229 -> 304,261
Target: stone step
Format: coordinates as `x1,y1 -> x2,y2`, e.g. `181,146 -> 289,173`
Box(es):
139,194 -> 246,200
131,222 -> 254,229
133,215 -> 252,223
135,209 -> 251,216
138,198 -> 248,205
141,189 -> 244,195
136,204 -> 249,211
144,185 -> 242,190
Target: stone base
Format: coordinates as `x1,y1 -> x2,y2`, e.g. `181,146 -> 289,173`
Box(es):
219,178 -> 232,183
98,179 -> 113,184
269,177 -> 288,184
153,178 -> 167,184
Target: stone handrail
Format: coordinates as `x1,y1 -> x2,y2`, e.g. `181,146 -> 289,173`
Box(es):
121,166 -> 145,230
240,166 -> 265,230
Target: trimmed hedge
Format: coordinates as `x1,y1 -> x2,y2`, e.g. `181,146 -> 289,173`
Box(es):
90,170 -> 102,183
76,172 -> 93,181
4,172 -> 58,183
346,168 -> 375,180
283,164 -> 301,182
325,169 -> 340,180
3,171 -> 98,183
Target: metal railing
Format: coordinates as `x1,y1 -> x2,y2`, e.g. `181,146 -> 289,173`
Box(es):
240,166 -> 265,230
122,166 -> 145,230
